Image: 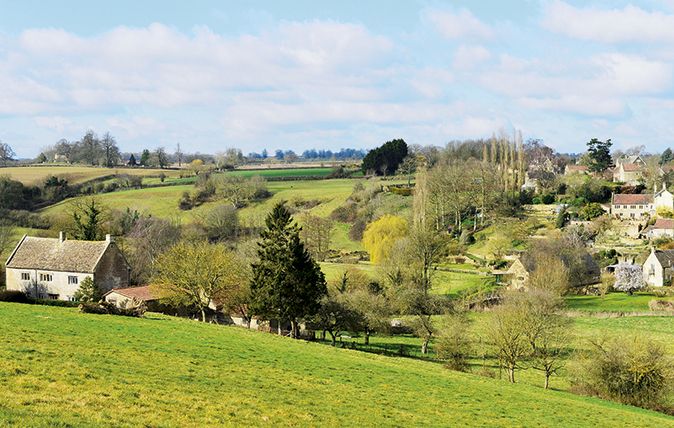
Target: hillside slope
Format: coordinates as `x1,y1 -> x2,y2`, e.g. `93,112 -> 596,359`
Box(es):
0,303 -> 671,427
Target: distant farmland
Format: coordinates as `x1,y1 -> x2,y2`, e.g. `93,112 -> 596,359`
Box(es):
0,166 -> 181,185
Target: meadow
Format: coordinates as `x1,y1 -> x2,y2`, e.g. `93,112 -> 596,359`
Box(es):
0,302 -> 669,427
1,165 -> 182,185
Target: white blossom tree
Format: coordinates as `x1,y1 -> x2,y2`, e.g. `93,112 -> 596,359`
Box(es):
613,264 -> 646,295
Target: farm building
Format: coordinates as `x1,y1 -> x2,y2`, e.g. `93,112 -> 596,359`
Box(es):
4,232 -> 130,301
104,285 -> 158,309
642,248 -> 674,287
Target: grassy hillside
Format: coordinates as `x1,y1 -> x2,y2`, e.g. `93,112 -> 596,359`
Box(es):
1,166 -> 181,185
0,303 -> 670,427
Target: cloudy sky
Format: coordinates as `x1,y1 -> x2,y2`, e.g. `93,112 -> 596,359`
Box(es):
2,0 -> 674,158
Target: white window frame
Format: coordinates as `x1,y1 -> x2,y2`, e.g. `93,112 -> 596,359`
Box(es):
68,275 -> 78,285
21,272 -> 30,281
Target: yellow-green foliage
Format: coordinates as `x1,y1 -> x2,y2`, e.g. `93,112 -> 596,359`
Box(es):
657,207 -> 674,218
362,215 -> 408,264
0,303 -> 669,427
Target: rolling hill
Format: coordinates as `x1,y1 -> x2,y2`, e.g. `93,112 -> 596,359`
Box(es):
0,303 -> 670,427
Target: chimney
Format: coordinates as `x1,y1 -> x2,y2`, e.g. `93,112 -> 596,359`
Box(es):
59,231 -> 65,243
105,234 -> 113,243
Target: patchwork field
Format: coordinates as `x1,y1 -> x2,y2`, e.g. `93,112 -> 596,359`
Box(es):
1,166 -> 182,185
0,303 -> 669,427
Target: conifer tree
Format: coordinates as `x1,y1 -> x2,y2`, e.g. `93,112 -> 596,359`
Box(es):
249,202 -> 327,338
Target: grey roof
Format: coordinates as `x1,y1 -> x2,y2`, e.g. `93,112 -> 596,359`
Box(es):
5,236 -> 110,273
653,250 -> 674,269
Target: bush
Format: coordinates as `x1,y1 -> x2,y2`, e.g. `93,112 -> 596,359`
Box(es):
32,299 -> 78,307
436,316 -> 471,371
0,290 -> 30,303
179,191 -> 194,210
572,336 -> 671,410
79,300 -> 147,317
541,193 -> 556,204
648,299 -> 674,311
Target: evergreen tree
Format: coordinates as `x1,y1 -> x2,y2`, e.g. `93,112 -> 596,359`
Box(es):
140,149 -> 151,166
586,138 -> 613,173
361,138 -> 408,176
72,198 -> 104,240
249,202 -> 327,338
74,277 -> 101,302
128,154 -> 137,166
660,148 -> 673,166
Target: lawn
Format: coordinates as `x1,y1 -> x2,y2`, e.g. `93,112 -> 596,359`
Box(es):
566,292 -> 674,312
1,165 -> 182,185
0,303 -> 669,427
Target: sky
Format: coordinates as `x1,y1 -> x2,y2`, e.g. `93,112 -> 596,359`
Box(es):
2,1 -> 674,158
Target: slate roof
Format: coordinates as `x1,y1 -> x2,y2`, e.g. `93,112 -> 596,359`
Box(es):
5,236 -> 110,273
104,286 -> 157,301
653,249 -> 674,269
613,194 -> 653,205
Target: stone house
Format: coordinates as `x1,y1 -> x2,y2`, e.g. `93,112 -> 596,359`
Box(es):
610,193 -> 654,220
564,164 -> 588,175
642,248 -> 674,287
506,251 -> 600,290
4,232 -> 130,301
612,162 -> 644,185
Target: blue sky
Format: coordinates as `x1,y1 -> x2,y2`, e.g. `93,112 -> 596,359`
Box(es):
2,1 -> 674,157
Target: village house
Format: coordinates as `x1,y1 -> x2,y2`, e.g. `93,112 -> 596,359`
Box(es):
642,218 -> 674,239
612,162 -> 645,185
564,164 -> 588,175
4,232 -> 130,301
506,252 -> 600,290
610,184 -> 674,220
643,248 -> 674,287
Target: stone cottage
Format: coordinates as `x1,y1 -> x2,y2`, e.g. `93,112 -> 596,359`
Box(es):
506,251 -> 600,290
642,248 -> 674,287
4,232 -> 130,301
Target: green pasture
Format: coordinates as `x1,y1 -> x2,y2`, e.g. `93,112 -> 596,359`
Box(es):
0,303 -> 668,427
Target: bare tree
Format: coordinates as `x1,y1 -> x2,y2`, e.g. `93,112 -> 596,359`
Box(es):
175,143 -> 184,167
300,213 -> 334,261
100,132 -> 120,167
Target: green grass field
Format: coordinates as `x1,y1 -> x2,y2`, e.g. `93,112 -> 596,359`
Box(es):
0,303 -> 670,427
1,166 -> 182,185
566,292 -> 674,312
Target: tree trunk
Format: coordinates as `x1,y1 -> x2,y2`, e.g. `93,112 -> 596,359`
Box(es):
321,330 -> 326,341
277,319 -> 282,335
330,331 -> 336,346
200,308 -> 206,323
364,329 -> 370,346
421,337 -> 430,355
290,319 -> 298,339
508,366 -> 515,383
544,373 -> 550,389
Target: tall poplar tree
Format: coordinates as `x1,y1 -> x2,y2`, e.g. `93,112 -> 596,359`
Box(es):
249,202 -> 327,338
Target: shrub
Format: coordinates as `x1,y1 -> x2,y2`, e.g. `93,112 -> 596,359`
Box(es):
572,336 -> 671,410
73,277 -> 101,303
435,316 -> 471,371
79,300 -> 147,317
648,299 -> 674,311
541,193 -> 555,204
179,192 -> 194,210
0,290 -> 30,303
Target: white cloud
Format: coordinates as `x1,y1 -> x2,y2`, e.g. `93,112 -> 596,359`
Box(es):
542,1 -> 674,43
453,45 -> 491,70
424,9 -> 493,40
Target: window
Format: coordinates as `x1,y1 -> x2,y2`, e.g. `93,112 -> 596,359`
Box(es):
47,294 -> 59,300
21,272 -> 30,281
68,296 -> 77,302
39,273 -> 53,282
68,276 -> 78,285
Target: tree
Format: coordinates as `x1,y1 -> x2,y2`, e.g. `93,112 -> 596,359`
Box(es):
36,152 -> 47,163
125,217 -> 181,284
361,139 -> 408,176
314,293 -> 363,346
249,202 -> 327,338
660,148 -> 673,166
0,142 -> 16,166
487,296 -> 530,383
190,159 -> 204,176
526,253 -> 570,296
613,264 -> 646,295
299,213 -> 334,261
71,198 -> 105,241
153,242 -> 249,322
139,149 -> 151,166
100,132 -> 120,167
345,288 -> 390,345
127,154 -> 137,166
573,335 -> 671,409
74,277 -> 100,302
436,315 -> 472,371
79,130 -> 101,165
586,138 -> 613,173
577,203 -> 605,221
362,215 -> 408,264
397,154 -> 418,186
175,143 -> 183,167
154,147 -> 169,168
197,204 -> 239,242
